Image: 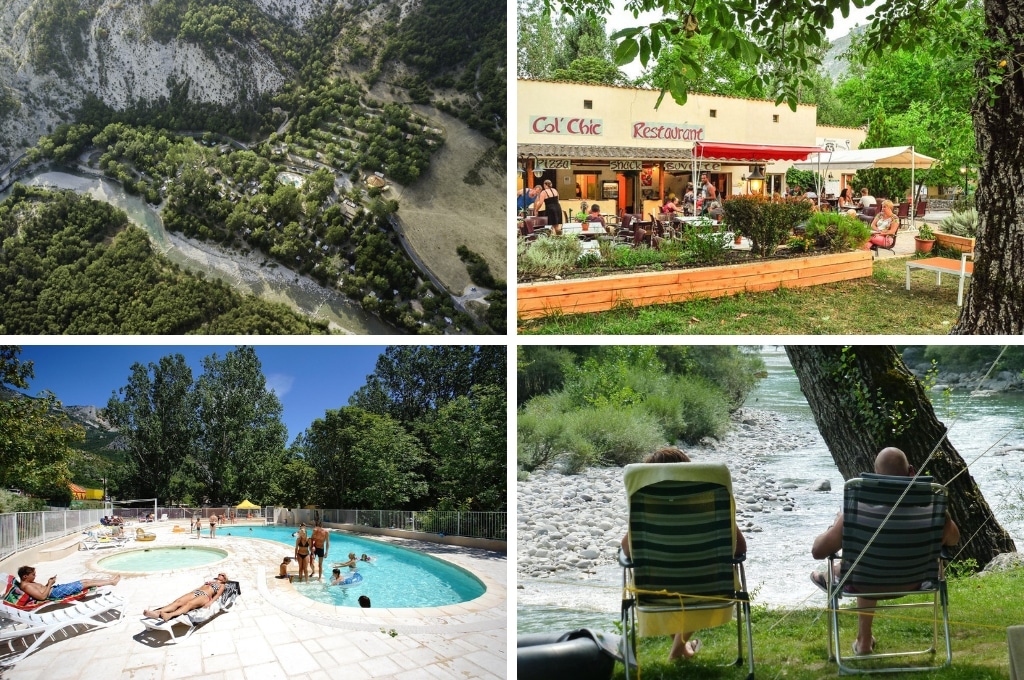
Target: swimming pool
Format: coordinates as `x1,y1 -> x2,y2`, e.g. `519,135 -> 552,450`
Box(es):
234,526 -> 486,608
97,546 -> 228,572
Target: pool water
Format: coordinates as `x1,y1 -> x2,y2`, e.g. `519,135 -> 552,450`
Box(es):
98,546 -> 228,572
234,526 -> 486,608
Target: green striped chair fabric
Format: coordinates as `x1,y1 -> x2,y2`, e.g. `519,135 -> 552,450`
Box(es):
840,473 -> 946,588
630,480 -> 737,607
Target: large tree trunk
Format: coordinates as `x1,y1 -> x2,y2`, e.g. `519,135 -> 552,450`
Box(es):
785,345 -> 1015,568
953,0 -> 1024,333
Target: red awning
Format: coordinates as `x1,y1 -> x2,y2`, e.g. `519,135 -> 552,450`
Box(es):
693,142 -> 825,162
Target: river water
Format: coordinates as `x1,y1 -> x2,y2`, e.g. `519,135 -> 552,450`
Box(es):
4,169 -> 393,334
516,346 -> 1024,633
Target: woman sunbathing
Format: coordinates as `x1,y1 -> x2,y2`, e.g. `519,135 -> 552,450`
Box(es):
143,573 -> 228,621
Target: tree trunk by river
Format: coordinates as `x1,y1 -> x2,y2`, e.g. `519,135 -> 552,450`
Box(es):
785,345 -> 1016,568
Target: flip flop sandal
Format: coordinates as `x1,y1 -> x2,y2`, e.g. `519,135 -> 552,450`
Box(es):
810,571 -> 830,592
853,636 -> 877,656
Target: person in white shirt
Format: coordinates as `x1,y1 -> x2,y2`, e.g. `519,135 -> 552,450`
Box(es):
859,187 -> 877,209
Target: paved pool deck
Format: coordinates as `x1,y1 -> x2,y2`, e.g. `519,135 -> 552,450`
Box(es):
1,523 -> 507,679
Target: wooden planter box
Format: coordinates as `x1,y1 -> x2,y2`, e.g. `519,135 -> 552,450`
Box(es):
518,250 -> 873,320
934,232 -> 975,254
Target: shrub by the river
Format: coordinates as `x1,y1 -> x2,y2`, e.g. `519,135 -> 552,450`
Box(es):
517,347 -> 749,473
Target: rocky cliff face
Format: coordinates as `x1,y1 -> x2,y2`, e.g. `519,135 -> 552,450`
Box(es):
0,0 -> 336,163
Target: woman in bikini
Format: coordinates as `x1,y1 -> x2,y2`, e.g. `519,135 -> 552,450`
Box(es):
294,524 -> 311,582
143,573 -> 228,621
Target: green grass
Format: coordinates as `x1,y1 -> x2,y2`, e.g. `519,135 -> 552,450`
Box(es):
608,568 -> 1024,679
519,258 -> 966,335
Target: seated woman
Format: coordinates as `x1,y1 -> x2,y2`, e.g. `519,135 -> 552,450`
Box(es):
838,187 -> 856,210
336,552 -> 358,569
143,573 -> 228,621
620,447 -> 747,663
661,197 -> 677,214
864,200 -> 898,250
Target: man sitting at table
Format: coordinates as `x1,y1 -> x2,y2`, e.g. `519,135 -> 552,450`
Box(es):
859,187 -> 877,209
585,204 -> 605,227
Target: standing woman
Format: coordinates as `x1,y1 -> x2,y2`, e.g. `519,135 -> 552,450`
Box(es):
294,523 -> 311,582
533,179 -> 563,235
209,513 -> 217,539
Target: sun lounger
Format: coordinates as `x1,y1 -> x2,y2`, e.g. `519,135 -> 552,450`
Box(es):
80,530 -> 129,551
0,590 -> 126,666
140,581 -> 240,642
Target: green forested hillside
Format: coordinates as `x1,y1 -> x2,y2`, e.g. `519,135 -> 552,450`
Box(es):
395,0 -> 506,144
0,187 -> 330,334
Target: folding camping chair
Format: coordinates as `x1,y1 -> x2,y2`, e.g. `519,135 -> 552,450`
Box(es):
619,462 -> 754,680
823,473 -> 951,674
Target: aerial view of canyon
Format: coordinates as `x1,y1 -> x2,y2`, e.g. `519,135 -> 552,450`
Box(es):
0,0 -> 506,334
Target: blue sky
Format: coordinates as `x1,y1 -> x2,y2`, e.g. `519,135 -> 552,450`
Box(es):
13,345 -> 390,445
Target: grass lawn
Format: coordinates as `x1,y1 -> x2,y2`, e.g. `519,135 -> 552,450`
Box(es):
518,257 -> 966,335
606,568 -> 1024,679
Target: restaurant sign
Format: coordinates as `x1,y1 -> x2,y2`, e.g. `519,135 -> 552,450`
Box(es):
536,158 -> 572,170
664,161 -> 721,171
530,116 -> 603,136
610,160 -> 644,171
632,122 -> 705,141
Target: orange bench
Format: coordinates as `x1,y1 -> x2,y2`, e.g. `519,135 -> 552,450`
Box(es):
905,237 -> 975,306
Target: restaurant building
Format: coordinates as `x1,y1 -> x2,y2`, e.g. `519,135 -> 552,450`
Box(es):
517,79 -> 866,217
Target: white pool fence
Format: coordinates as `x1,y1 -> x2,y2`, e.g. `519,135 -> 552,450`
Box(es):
0,506 -> 506,561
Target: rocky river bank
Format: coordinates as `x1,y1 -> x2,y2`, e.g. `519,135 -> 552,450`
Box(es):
517,408 -> 830,580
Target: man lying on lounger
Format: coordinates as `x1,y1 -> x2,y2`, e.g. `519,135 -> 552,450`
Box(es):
143,573 -> 228,621
17,565 -> 120,601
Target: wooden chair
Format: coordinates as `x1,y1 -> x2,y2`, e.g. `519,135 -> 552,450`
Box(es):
906,237 -> 975,306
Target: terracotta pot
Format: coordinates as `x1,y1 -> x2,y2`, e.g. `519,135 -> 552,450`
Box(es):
734,234 -> 743,245
915,238 -> 935,254
582,222 -> 589,232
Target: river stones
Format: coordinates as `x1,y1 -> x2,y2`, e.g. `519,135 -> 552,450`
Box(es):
517,408 -> 809,579
980,552 -> 1024,574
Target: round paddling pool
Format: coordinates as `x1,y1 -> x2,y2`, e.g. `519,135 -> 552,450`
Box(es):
98,546 -> 228,573
237,525 -> 486,608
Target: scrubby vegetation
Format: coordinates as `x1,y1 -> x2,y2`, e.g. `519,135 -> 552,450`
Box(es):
938,209 -> 979,238
517,346 -> 765,474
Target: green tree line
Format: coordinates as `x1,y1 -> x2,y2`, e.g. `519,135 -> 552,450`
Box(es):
104,345 -> 506,511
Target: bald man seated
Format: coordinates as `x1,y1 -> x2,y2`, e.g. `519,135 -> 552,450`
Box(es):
810,447 -> 960,656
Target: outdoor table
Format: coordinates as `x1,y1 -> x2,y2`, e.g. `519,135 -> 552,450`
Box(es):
562,222 -> 608,236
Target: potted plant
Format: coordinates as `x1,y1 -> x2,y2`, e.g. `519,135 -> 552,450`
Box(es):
915,223 -> 936,254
